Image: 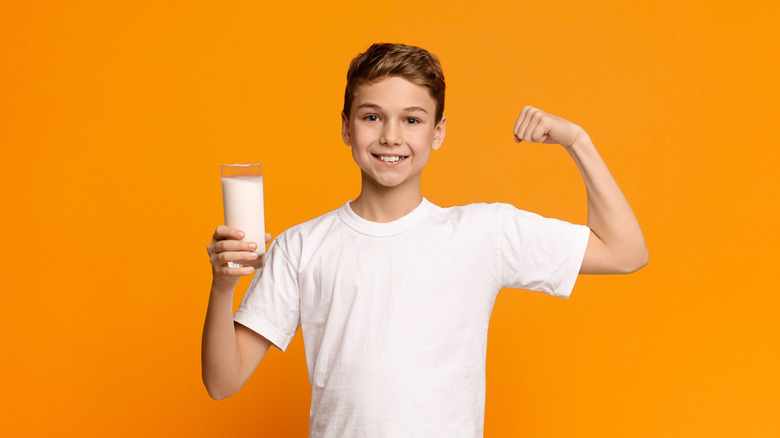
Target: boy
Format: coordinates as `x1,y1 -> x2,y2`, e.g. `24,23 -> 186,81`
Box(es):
202,43 -> 648,437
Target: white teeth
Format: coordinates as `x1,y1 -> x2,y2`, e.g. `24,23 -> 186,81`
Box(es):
379,156 -> 403,162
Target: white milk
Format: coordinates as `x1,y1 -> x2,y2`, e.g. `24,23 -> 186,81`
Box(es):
221,176 -> 265,255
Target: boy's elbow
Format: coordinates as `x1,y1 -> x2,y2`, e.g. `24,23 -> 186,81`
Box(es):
202,376 -> 240,401
638,247 -> 650,270
624,256 -> 648,274
208,391 -> 231,401
205,384 -> 237,401
621,244 -> 649,274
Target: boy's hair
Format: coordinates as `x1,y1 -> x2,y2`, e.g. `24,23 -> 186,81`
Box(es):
343,43 -> 445,124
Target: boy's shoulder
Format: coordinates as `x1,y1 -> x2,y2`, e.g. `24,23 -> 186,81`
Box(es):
436,202 -> 582,237
276,203 -> 344,241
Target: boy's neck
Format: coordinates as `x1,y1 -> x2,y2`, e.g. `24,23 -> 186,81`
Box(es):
350,173 -> 424,223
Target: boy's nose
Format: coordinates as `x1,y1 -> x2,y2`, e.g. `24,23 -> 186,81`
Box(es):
380,123 -> 401,146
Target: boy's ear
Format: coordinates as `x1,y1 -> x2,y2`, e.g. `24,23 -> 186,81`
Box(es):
341,112 -> 352,146
432,115 -> 446,151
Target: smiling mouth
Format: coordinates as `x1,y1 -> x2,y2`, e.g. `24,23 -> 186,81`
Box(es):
373,154 -> 408,163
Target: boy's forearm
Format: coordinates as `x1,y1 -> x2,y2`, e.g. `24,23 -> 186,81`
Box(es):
567,132 -> 649,274
201,283 -> 244,399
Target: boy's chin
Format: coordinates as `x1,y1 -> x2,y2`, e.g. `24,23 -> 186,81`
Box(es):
360,169 -> 422,191
366,175 -> 409,189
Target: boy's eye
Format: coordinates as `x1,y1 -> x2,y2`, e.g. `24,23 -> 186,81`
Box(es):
404,118 -> 420,125
365,115 -> 379,122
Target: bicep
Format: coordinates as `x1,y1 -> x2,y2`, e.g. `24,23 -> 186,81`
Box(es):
579,230 -> 648,275
579,231 -> 619,274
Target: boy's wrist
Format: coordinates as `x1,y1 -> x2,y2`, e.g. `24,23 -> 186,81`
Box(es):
565,128 -> 593,154
210,279 -> 237,296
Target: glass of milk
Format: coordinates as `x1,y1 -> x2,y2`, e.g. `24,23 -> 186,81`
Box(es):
221,163 -> 265,267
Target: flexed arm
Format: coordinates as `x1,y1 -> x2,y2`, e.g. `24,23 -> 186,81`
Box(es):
513,106 -> 649,274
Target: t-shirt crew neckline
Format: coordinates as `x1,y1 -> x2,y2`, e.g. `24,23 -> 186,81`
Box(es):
338,198 -> 435,237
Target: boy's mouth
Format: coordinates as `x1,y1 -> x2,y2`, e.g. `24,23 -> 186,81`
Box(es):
373,154 -> 408,163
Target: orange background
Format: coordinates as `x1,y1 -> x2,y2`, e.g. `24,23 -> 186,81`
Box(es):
2,1 -> 778,436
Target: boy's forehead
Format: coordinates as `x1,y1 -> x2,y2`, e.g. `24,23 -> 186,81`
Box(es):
352,76 -> 436,111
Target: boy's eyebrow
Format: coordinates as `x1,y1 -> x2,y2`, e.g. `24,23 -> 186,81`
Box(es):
356,103 -> 382,111
404,106 -> 429,114
356,103 -> 429,114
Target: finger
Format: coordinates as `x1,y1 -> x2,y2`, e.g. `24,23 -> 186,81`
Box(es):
265,233 -> 273,244
214,249 -> 259,265
213,226 -> 230,240
521,110 -> 541,143
215,239 -> 257,254
515,107 -> 534,142
512,106 -> 525,137
239,266 -> 256,275
213,225 -> 245,241
525,109 -> 550,143
513,106 -> 532,140
216,265 -> 255,277
531,119 -> 550,143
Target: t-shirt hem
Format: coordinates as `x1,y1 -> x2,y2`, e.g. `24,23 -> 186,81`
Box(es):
555,225 -> 591,299
233,309 -> 295,352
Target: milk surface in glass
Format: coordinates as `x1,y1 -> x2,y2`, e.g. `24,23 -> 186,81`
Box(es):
221,174 -> 265,256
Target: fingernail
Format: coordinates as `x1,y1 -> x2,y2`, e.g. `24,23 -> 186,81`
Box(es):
248,243 -> 257,249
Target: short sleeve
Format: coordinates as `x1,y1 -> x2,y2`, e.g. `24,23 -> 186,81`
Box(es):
498,203 -> 590,298
233,236 -> 301,351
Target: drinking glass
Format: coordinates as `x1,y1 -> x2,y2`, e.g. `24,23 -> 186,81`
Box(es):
221,163 -> 265,267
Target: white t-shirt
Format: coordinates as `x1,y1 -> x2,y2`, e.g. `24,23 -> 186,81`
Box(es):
234,199 -> 590,438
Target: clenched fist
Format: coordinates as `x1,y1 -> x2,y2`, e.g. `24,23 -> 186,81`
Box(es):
513,106 -> 587,149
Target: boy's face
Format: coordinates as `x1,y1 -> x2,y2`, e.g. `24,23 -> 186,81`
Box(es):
342,76 -> 446,190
